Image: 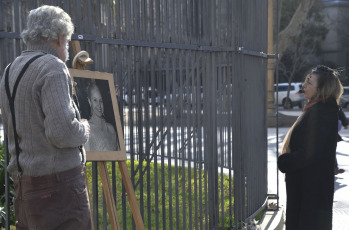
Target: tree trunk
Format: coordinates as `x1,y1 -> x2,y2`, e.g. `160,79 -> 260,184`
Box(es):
277,0 -> 319,59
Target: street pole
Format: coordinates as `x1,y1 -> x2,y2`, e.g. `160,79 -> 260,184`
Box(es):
267,0 -> 276,127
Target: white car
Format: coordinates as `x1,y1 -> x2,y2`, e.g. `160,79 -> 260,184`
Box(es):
274,82 -> 305,109
123,87 -> 160,106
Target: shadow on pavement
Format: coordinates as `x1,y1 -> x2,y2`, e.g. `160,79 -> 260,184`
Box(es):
334,177 -> 347,191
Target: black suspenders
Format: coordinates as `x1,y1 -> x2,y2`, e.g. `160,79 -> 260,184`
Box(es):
4,54 -> 44,174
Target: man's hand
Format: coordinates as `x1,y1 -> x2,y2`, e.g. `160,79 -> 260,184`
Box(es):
80,119 -> 90,135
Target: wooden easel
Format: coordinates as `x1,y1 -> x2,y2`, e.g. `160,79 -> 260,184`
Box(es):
71,40 -> 145,230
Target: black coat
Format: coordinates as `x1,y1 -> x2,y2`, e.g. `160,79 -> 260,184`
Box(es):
338,106 -> 348,142
339,106 -> 348,126
278,98 -> 338,230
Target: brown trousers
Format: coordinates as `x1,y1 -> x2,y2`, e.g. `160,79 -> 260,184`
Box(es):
13,166 -> 92,230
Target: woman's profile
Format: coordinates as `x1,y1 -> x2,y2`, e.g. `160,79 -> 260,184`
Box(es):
85,82 -> 119,151
277,65 -> 343,229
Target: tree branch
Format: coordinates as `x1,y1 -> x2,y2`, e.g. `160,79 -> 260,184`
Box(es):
277,0 -> 319,59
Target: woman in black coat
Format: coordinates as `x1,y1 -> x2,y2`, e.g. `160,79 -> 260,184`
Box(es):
278,65 -> 343,230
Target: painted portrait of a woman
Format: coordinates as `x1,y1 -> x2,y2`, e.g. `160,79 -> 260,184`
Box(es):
74,78 -> 120,151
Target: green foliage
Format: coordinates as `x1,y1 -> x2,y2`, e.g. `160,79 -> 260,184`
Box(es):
0,225 -> 16,230
85,161 -> 235,229
0,140 -> 15,228
280,0 -> 302,31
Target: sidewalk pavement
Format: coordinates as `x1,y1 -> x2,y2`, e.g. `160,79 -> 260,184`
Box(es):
273,109 -> 349,128
278,108 -> 349,118
261,110 -> 349,230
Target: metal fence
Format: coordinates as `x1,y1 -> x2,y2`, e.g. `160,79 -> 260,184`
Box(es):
0,0 -> 268,229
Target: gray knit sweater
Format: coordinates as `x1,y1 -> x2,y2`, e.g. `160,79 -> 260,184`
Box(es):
0,42 -> 89,176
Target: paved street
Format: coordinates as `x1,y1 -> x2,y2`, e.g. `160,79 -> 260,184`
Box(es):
268,113 -> 349,229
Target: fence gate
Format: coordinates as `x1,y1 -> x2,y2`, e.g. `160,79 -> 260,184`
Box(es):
0,0 -> 268,229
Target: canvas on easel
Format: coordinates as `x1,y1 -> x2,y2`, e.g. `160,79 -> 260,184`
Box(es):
70,41 -> 144,230
69,68 -> 126,161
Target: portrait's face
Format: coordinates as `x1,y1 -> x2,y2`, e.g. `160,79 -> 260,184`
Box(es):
89,87 -> 104,117
303,74 -> 318,100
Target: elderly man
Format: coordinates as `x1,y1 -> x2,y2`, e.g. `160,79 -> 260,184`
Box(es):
0,5 -> 91,230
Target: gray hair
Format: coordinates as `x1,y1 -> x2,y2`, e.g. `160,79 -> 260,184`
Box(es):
21,5 -> 74,44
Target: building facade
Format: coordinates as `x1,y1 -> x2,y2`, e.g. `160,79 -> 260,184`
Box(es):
320,0 -> 349,83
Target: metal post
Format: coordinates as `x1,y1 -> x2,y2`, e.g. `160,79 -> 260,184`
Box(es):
275,0 -> 281,209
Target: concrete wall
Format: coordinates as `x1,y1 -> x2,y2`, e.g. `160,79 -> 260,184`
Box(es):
320,0 -> 349,77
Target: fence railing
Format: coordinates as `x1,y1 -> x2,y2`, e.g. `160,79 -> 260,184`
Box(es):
0,0 -> 268,229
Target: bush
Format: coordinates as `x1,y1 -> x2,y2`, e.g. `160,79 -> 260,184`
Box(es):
85,161 -> 235,229
0,140 -> 15,227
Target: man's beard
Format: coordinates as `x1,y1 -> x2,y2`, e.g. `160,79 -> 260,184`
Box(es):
64,43 -> 69,62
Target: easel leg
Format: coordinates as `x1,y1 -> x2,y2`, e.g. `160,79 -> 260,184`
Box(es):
98,162 -> 121,230
118,161 -> 145,230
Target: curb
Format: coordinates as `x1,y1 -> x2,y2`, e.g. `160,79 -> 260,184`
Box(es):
259,206 -> 285,230
268,112 -> 298,128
